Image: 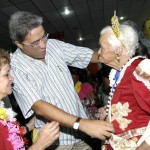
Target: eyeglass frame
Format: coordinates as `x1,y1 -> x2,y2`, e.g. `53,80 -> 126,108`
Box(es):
21,33 -> 49,48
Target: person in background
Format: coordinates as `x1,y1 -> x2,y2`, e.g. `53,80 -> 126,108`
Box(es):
69,66 -> 101,120
9,11 -> 114,150
139,19 -> 150,55
134,41 -> 150,58
97,64 -> 111,107
96,65 -> 111,121
98,12 -> 150,150
0,49 -> 60,150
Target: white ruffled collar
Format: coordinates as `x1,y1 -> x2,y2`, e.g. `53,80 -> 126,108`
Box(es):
109,56 -> 145,87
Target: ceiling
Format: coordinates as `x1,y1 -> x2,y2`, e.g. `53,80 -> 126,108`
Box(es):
0,0 -> 150,51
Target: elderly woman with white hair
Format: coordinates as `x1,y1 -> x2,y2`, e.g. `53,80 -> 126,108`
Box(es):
98,13 -> 150,150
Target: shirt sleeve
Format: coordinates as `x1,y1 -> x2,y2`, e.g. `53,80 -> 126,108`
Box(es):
11,68 -> 42,118
47,39 -> 93,68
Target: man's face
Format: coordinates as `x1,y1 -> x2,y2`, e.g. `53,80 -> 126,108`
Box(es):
16,25 -> 48,60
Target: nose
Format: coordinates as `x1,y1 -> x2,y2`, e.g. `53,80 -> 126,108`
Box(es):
98,48 -> 101,55
9,74 -> 14,81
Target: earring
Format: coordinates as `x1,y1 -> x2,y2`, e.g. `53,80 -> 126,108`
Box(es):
117,54 -> 120,63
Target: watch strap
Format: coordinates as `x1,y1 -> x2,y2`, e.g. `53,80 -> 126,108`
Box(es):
75,117 -> 81,123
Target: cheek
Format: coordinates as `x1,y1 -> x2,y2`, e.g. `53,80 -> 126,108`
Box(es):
101,50 -> 110,57
0,80 -> 9,90
0,82 -> 7,95
101,50 -> 115,61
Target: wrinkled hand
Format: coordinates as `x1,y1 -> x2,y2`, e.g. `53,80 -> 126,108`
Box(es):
36,121 -> 60,149
80,119 -> 114,140
98,106 -> 107,120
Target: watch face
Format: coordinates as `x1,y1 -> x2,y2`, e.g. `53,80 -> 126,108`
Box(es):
73,122 -> 79,129
73,117 -> 81,130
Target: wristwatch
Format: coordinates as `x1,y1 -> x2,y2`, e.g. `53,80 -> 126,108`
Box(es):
73,117 -> 81,130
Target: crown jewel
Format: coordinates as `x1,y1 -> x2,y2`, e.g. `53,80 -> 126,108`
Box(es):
111,11 -> 120,38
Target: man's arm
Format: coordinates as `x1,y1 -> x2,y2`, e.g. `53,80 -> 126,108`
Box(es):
32,100 -> 114,140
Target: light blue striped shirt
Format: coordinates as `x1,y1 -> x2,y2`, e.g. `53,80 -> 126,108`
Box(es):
10,39 -> 93,145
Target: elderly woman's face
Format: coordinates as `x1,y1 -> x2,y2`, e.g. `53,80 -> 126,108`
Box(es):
98,32 -> 117,65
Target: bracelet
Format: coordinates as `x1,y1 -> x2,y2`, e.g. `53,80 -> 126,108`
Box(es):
23,124 -> 29,133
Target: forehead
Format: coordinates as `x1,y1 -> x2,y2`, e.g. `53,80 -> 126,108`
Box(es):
100,31 -> 110,40
24,25 -> 45,42
0,63 -> 10,71
99,32 -> 110,45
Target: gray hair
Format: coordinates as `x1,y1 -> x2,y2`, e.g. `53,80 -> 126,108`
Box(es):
100,21 -> 139,57
9,11 -> 43,43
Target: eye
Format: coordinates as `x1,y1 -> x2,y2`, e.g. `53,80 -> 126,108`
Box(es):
31,41 -> 39,46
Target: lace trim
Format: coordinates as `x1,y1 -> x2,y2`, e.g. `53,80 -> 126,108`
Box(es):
133,59 -> 150,90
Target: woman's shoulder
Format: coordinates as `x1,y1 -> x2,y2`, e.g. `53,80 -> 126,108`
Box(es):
133,58 -> 150,90
135,58 -> 150,75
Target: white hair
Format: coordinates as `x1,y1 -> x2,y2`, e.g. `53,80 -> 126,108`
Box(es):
100,21 -> 139,57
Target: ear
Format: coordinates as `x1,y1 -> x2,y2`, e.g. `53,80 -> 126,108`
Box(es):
15,41 -> 23,49
115,45 -> 123,56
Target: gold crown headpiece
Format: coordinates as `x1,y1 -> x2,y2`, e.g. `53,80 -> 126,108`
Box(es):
111,11 -> 120,38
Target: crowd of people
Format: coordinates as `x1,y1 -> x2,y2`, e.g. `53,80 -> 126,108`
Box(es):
7,10 -> 114,150
0,9 -> 150,150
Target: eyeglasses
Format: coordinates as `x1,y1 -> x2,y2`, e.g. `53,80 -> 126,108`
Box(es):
22,33 -> 49,48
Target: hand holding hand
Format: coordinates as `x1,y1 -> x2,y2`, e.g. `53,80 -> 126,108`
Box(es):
98,106 -> 107,120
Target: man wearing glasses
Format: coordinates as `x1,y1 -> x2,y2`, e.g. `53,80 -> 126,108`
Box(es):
9,11 -> 114,150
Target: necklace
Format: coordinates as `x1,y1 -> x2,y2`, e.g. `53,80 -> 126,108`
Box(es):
105,58 -> 132,117
0,101 -> 25,150
105,56 -> 146,119
105,69 -> 121,116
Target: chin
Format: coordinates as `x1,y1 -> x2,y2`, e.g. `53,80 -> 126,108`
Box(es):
37,55 -> 45,59
7,90 -> 13,95
100,59 -> 104,63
